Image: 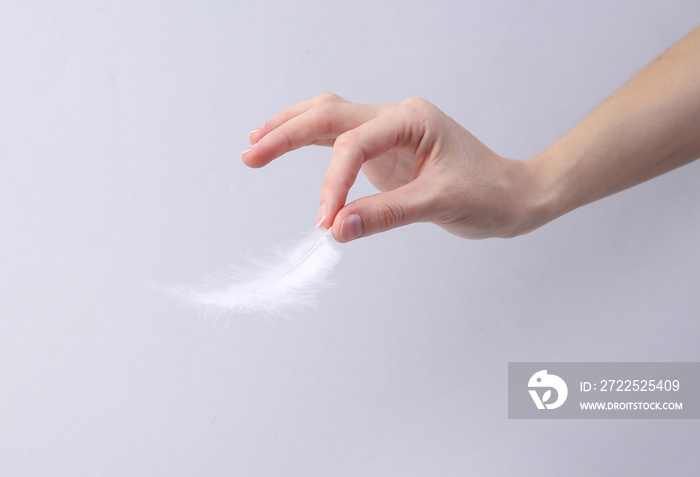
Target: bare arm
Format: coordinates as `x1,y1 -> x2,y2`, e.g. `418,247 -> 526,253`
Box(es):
532,25 -> 700,225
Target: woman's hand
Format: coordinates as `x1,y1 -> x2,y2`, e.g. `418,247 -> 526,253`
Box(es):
242,93 -> 547,242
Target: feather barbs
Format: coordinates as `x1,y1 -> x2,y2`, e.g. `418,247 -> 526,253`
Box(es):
168,228 -> 341,317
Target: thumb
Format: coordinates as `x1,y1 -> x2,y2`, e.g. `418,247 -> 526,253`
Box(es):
331,180 -> 436,242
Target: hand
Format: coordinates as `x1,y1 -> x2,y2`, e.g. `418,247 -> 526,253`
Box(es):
242,93 -> 546,242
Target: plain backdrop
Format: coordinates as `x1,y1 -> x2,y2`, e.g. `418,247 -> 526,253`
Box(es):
1,1 -> 699,475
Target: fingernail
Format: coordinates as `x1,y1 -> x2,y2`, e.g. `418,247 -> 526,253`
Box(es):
316,203 -> 328,229
340,214 -> 363,242
241,143 -> 257,158
248,125 -> 264,142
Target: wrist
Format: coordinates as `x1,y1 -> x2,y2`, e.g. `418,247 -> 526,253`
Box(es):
517,151 -> 573,235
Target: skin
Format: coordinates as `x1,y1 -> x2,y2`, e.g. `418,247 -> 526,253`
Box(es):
241,26 -> 700,243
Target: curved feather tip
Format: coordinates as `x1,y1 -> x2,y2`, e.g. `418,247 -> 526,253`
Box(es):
169,228 -> 341,316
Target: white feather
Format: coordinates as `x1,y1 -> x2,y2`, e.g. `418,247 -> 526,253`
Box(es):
169,228 -> 341,316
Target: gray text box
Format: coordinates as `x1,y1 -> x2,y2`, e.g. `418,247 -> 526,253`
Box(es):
508,362 -> 700,419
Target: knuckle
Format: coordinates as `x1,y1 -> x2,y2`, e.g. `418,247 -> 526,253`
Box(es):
398,97 -> 442,135
316,91 -> 341,103
374,200 -> 405,231
399,96 -> 439,123
400,96 -> 431,112
333,131 -> 357,150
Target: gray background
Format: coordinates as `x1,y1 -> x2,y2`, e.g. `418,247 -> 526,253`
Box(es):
1,0 -> 699,475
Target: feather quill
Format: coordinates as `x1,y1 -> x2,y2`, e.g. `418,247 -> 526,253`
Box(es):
168,228 -> 341,316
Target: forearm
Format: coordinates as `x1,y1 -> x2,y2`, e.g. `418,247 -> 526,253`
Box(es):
530,26 -> 700,224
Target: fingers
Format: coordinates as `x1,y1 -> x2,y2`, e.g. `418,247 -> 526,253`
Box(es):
244,94 -> 441,241
330,179 -> 436,242
247,92 -> 346,145
242,101 -> 382,168
316,112 -> 415,229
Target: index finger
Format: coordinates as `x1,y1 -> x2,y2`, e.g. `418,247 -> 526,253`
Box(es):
248,92 -> 347,145
241,101 -> 383,168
